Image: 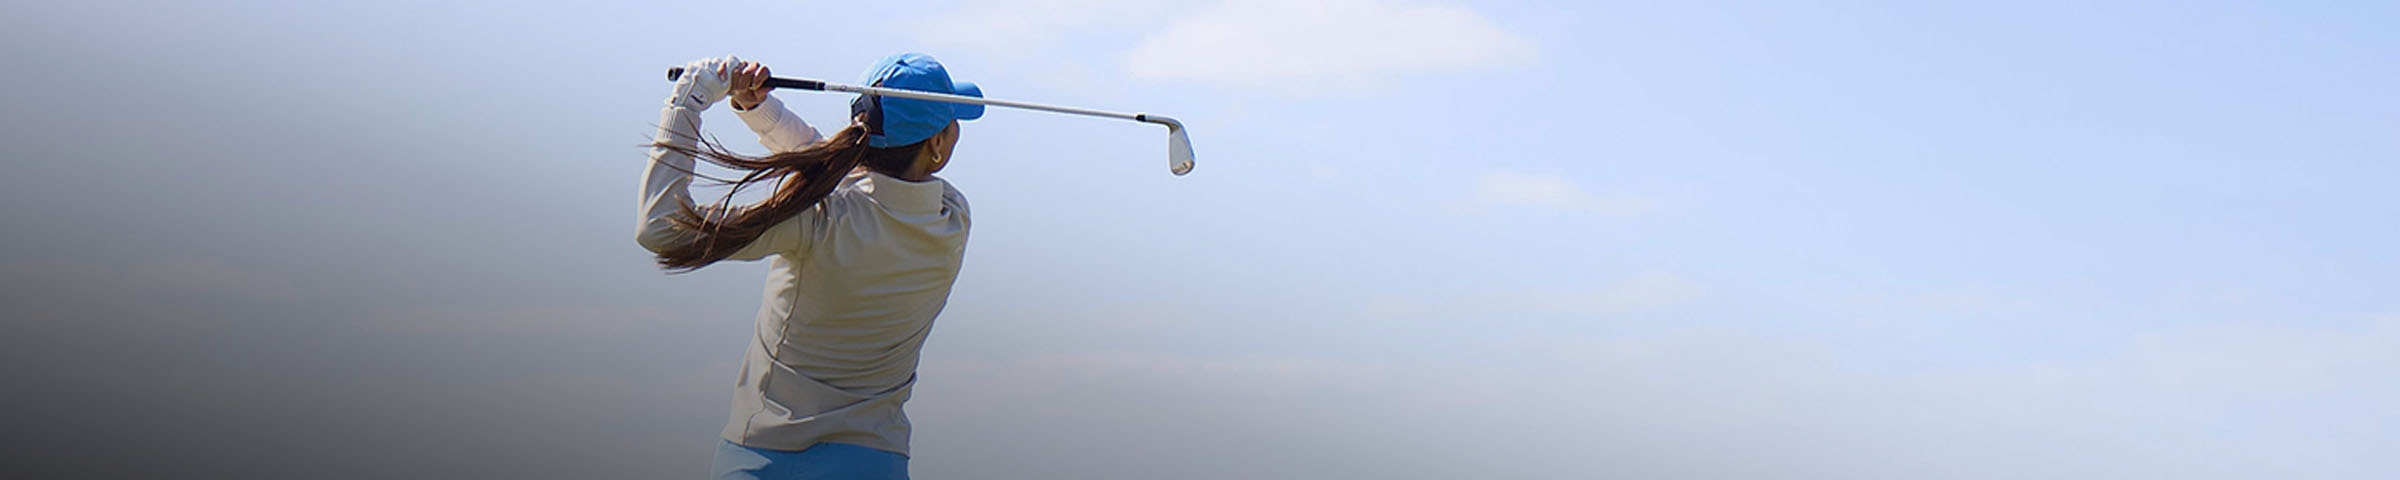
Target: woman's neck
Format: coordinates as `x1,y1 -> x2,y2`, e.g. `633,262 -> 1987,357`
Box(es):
855,166 -> 931,182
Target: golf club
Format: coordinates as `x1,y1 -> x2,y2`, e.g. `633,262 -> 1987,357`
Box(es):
669,66 -> 1195,176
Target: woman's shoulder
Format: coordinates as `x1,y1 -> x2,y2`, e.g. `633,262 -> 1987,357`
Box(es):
814,172 -> 876,215
938,177 -> 969,218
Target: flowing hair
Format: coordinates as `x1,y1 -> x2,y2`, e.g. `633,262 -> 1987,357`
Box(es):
648,123 -> 926,271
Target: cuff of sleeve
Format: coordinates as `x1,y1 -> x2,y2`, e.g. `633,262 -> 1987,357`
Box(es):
734,94 -> 786,128
655,104 -> 703,145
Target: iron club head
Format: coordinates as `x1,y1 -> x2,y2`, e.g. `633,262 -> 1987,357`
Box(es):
1168,129 -> 1195,176
1137,115 -> 1195,176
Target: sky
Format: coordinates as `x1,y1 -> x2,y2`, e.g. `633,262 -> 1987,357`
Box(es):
1,0 -> 2395,478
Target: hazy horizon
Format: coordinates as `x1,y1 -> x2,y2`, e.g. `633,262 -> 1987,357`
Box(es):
3,0 -> 2395,478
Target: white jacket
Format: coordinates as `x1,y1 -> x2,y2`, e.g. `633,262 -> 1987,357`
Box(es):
638,94 -> 971,455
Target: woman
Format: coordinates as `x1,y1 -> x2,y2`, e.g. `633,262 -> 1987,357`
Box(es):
637,53 -> 984,480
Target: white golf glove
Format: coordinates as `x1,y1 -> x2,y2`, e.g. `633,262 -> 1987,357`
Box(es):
669,55 -> 740,110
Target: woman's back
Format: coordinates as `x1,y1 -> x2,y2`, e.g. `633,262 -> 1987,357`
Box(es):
723,171 -> 968,455
755,172 -> 969,391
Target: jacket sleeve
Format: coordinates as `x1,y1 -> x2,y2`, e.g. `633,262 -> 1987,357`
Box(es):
635,104 -> 705,254
637,104 -> 825,260
720,206 -> 820,261
733,94 -> 825,153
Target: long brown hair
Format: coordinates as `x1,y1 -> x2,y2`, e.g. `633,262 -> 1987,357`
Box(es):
649,123 -> 926,271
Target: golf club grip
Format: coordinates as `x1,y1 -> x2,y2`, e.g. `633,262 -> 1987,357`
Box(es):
664,67 -> 826,91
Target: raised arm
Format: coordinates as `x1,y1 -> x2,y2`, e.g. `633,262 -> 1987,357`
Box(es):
635,57 -> 735,254
727,61 -> 824,153
733,95 -> 825,153
637,57 -> 823,263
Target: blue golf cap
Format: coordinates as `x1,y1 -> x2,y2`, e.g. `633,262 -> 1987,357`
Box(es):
850,53 -> 983,148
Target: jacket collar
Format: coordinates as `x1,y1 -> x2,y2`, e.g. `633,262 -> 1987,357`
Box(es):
854,171 -> 946,214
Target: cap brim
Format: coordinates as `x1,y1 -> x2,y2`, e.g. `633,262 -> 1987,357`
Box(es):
951,82 -> 984,121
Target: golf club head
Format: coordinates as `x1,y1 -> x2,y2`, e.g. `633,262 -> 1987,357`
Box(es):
1144,116 -> 1196,175
1168,130 -> 1195,176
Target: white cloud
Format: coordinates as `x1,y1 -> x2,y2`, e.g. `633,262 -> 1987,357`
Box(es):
911,0 -> 1535,93
1358,271 -> 1701,323
1454,171 -> 1655,214
1124,0 -> 1537,90
913,0 -> 1173,53
1839,289 -> 2006,311
2122,315 -> 2400,397
1499,270 -> 1704,316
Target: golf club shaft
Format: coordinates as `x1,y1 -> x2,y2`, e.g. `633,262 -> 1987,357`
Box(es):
668,67 -> 1149,123
665,65 -> 1193,176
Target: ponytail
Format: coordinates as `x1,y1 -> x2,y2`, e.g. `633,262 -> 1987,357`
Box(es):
648,124 -> 926,271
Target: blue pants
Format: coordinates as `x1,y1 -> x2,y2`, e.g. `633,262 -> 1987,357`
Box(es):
711,441 -> 909,480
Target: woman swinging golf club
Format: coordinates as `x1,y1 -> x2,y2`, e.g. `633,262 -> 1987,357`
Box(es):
637,53 -> 983,480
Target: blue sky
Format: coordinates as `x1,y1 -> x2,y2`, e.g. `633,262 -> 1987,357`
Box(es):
2,0 -> 2395,478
